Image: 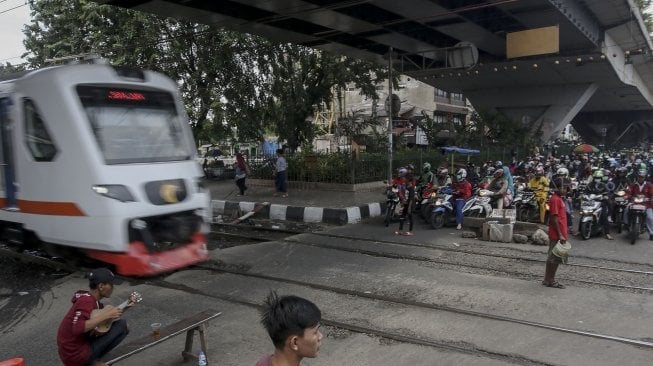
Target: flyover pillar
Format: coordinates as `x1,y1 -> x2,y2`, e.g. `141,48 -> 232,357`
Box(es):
466,83 -> 598,142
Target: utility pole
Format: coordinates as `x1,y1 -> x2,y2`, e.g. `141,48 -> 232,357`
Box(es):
387,47 -> 393,183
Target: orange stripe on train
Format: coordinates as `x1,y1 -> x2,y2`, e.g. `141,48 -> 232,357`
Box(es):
17,200 -> 86,216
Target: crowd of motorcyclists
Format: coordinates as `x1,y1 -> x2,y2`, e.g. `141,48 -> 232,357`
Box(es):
386,149 -> 653,244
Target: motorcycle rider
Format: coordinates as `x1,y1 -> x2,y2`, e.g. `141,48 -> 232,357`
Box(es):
488,168 -> 509,209
434,166 -> 452,189
612,167 -> 630,192
392,167 -> 415,236
452,168 -> 472,230
528,166 -> 550,224
624,169 -> 653,240
418,162 -> 435,187
585,170 -> 613,240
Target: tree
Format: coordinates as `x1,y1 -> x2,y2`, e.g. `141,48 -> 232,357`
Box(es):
635,0 -> 653,34
0,63 -> 26,77
22,0 -> 388,151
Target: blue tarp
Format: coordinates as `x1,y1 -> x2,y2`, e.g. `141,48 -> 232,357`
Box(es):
440,146 -> 480,155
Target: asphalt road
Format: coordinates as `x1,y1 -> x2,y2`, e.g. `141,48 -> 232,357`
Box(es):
1,217 -> 651,366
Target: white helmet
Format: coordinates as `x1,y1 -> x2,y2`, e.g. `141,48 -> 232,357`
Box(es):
556,167 -> 569,177
456,168 -> 467,182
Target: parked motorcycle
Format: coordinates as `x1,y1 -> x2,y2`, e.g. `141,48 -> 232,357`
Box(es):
627,195 -> 647,245
383,185 -> 402,227
514,189 -> 537,222
579,193 -> 604,240
612,190 -> 628,234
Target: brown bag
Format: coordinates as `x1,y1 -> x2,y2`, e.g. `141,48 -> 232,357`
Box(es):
245,163 -> 251,175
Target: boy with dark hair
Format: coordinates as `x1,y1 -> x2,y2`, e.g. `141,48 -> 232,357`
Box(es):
256,292 -> 322,366
57,268 -> 132,366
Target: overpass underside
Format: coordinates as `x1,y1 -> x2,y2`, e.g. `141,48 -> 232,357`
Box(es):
573,111 -> 653,148
95,0 -> 653,144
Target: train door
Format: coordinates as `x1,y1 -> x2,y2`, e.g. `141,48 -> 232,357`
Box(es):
0,97 -> 17,209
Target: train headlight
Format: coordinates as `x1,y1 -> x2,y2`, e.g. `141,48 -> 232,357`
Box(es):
92,185 -> 136,202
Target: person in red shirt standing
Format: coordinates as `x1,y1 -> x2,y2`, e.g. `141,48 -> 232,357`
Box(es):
543,177 -> 569,289
452,168 -> 472,230
57,268 -> 130,366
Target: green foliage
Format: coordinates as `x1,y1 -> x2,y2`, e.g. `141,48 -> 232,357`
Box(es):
636,0 -> 653,34
22,0 -> 387,151
0,63 -> 26,77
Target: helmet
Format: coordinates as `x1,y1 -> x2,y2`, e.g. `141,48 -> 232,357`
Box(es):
407,163 -> 415,171
535,166 -> 544,176
494,168 -> 504,177
423,162 -> 431,172
495,160 -> 503,168
638,169 -> 647,177
592,170 -> 603,179
398,167 -> 407,177
617,166 -> 627,174
456,168 -> 467,182
556,167 -> 569,177
438,167 -> 448,176
487,166 -> 496,175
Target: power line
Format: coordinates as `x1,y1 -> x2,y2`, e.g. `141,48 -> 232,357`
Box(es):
0,3 -> 27,15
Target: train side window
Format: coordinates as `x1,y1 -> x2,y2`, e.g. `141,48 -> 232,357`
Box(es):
23,99 -> 58,162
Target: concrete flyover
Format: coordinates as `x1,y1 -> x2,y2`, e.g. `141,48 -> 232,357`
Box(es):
95,0 -> 653,145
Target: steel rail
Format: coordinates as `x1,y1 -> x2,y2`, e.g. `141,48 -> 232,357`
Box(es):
193,262 -> 653,350
213,223 -> 653,275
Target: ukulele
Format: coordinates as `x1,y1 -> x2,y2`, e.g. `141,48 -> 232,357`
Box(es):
90,291 -> 142,336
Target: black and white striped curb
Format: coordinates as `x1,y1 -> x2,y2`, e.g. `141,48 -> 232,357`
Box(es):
212,200 -> 385,225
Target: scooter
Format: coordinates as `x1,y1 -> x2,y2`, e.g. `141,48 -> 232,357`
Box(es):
626,195 -> 647,245
514,189 -> 538,222
612,190 -> 628,234
579,193 -> 603,240
429,187 -> 454,229
383,185 -> 402,227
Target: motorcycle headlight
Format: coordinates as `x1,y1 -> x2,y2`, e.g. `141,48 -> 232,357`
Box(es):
616,190 -> 625,197
435,199 -> 443,206
92,184 -> 136,202
634,197 -> 644,203
430,192 -> 437,198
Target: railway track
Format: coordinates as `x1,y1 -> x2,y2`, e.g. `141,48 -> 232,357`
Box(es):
145,277 -> 554,366
212,224 -> 653,292
186,260 -> 653,351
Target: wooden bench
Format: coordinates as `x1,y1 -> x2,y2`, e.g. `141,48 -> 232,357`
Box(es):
106,309 -> 222,365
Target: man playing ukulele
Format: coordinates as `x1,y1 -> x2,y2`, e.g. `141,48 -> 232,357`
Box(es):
57,268 -> 133,366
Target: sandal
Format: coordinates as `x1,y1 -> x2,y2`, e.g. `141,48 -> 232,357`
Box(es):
403,231 -> 414,236
281,194 -> 288,198
605,234 -> 614,240
543,281 -> 565,289
394,231 -> 402,235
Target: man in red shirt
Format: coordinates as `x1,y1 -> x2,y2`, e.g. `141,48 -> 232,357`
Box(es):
543,178 -> 569,289
57,268 -> 130,366
452,168 -> 472,230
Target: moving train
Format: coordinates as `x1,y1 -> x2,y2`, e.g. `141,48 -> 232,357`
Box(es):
0,57 -> 211,276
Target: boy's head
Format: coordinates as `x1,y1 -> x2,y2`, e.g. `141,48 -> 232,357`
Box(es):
260,292 -> 322,358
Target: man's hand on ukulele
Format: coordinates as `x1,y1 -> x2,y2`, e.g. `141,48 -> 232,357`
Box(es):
104,305 -> 123,320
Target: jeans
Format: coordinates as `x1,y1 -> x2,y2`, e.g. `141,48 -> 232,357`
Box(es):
275,171 -> 287,193
455,199 -> 465,225
236,177 -> 247,195
84,319 -> 129,366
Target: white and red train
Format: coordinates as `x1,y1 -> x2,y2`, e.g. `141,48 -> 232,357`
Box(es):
0,59 -> 211,276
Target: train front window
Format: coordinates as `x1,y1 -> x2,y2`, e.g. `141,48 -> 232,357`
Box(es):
76,85 -> 192,164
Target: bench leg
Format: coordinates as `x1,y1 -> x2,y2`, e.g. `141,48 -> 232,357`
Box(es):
182,327 -> 197,361
182,325 -> 208,362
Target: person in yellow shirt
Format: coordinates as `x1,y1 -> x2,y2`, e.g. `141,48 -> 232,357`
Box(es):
529,166 -> 550,223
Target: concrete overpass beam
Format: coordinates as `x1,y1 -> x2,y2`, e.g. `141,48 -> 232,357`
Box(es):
466,83 -> 598,142
547,0 -> 601,45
